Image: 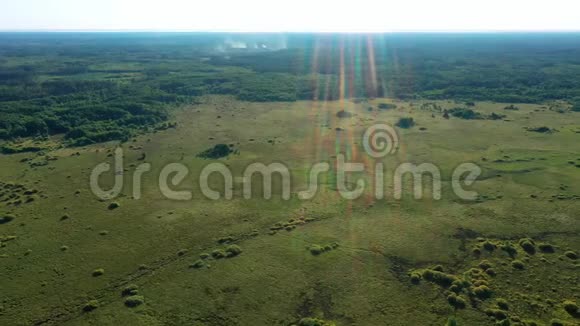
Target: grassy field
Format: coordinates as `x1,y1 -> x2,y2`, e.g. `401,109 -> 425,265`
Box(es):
1,95 -> 578,325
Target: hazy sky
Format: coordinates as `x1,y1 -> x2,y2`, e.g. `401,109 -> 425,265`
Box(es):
1,0 -> 579,32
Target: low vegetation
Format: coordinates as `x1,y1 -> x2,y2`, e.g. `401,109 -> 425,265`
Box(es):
197,144 -> 233,159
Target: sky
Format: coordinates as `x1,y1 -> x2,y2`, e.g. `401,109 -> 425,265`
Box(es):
1,0 -> 579,32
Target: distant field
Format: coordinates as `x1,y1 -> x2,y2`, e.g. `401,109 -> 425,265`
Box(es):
1,94 -> 578,325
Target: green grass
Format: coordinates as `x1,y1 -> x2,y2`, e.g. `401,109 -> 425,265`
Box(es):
0,96 -> 578,325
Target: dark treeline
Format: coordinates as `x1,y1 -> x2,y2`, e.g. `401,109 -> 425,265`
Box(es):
1,33 -> 579,145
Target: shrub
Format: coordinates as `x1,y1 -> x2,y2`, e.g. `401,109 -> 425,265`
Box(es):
422,269 -> 434,281
549,319 -> 564,326
108,202 -> 120,210
336,110 -> 353,118
564,250 -> 578,259
298,318 -> 335,326
83,300 -> 99,312
563,300 -> 578,315
200,253 -> 210,259
197,144 -> 232,159
378,103 -> 397,110
447,293 -> 467,309
496,298 -> 509,310
0,214 -> 15,224
485,309 -> 507,320
504,105 -> 519,111
432,265 -> 444,272
538,243 -> 555,253
211,249 -> 226,259
500,243 -> 517,257
225,245 -> 242,257
124,295 -> 145,308
479,260 -> 492,270
429,271 -> 457,287
410,273 -> 421,284
190,259 -> 205,269
217,236 -> 234,244
526,126 -> 554,133
496,319 -> 511,326
395,117 -> 415,129
518,238 -> 536,254
511,260 -> 525,270
92,268 -> 105,277
483,241 -> 496,251
473,285 -> 492,299
309,245 -> 323,256
449,108 -> 483,120
488,112 -> 506,120
122,284 -> 139,296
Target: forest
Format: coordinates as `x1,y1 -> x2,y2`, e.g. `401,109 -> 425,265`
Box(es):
1,33 -> 580,145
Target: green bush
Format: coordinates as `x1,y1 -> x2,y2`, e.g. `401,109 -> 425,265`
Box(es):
473,285 -> 492,299
500,243 -> 517,257
478,260 -> 492,270
447,293 -> 467,309
298,317 -> 335,326
564,250 -> 578,259
538,243 -> 555,253
485,268 -> 497,277
518,238 -> 536,254
225,245 -> 242,257
92,268 -> 105,277
504,104 -> 519,111
122,284 -> 139,296
496,298 -> 509,310
410,273 -> 421,284
108,202 -> 120,210
0,214 -> 15,224
483,241 -> 496,251
549,319 -> 564,326
563,300 -> 578,315
190,260 -> 205,269
197,144 -> 232,159
83,300 -> 99,312
395,117 -> 415,129
378,103 -> 397,110
199,253 -> 210,259
309,245 -> 323,256
511,260 -> 525,270
448,108 -> 483,120
211,249 -> 226,259
124,295 -> 145,308
336,110 -> 353,118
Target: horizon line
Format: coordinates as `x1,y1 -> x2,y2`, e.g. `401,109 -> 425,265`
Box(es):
2,29 -> 580,34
